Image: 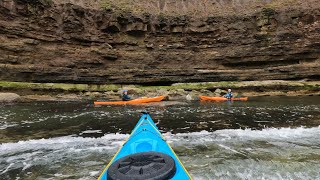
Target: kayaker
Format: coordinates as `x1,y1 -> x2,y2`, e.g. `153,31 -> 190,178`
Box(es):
122,90 -> 131,101
224,88 -> 233,99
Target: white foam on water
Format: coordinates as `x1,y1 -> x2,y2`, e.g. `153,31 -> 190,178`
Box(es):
0,133 -> 128,153
0,133 -> 130,178
1,127 -> 319,156
21,162 -> 32,171
79,130 -> 103,134
0,110 -> 19,129
1,126 -> 320,179
163,126 -> 320,180
163,126 -> 320,146
0,163 -> 14,175
89,171 -> 100,176
0,122 -> 19,130
217,144 -> 248,157
58,111 -> 110,121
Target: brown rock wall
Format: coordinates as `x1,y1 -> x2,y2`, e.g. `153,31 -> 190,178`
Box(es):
0,0 -> 319,85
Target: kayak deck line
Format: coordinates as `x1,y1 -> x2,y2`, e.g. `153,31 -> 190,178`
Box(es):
98,113 -> 192,180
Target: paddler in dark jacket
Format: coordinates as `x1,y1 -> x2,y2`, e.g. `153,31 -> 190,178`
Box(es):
224,88 -> 233,99
122,90 -> 131,101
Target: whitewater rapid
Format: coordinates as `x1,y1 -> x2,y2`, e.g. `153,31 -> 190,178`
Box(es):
1,126 -> 320,179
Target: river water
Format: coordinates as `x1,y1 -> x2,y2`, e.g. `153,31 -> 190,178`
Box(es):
0,96 -> 320,180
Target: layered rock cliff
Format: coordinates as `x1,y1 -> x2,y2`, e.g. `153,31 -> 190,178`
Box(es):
0,0 -> 319,85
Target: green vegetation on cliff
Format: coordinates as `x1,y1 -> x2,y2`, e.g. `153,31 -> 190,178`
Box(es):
1,81 -> 319,93
0,81 -> 120,92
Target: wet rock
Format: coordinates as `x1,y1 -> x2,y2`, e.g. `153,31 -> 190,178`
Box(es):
103,92 -> 121,100
199,89 -> 212,95
84,92 -> 104,97
156,89 -> 169,96
22,95 -> 56,101
0,93 -> 20,102
167,89 -> 189,101
214,88 -> 223,96
56,94 -> 82,101
186,94 -> 192,101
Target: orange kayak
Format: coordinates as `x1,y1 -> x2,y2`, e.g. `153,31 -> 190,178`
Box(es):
199,96 -> 248,101
94,96 -> 165,105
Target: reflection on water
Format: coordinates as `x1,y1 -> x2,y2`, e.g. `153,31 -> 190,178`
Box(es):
0,96 -> 320,179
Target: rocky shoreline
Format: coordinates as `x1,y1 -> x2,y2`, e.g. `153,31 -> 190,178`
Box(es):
1,80 -> 319,103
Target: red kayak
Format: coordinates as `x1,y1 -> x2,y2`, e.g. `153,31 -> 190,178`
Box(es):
199,96 -> 248,101
94,96 -> 165,105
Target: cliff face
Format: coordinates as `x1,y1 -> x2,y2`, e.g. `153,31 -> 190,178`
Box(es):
0,0 -> 319,85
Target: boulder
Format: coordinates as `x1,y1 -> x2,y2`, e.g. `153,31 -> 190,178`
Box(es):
22,95 -> 56,101
0,93 -> 20,102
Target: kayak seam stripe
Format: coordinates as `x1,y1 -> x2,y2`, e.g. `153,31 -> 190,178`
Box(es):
145,116 -> 193,180
97,118 -> 146,180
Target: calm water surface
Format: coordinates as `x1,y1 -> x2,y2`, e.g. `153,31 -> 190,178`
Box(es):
0,96 -> 320,179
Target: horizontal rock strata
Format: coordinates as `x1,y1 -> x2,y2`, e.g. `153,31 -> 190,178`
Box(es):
0,0 -> 319,85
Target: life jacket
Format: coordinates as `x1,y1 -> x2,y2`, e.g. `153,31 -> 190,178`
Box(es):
225,92 -> 233,98
122,94 -> 131,101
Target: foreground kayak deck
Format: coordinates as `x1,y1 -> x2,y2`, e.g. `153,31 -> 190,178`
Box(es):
199,95 -> 248,101
98,112 -> 192,180
94,96 -> 165,105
